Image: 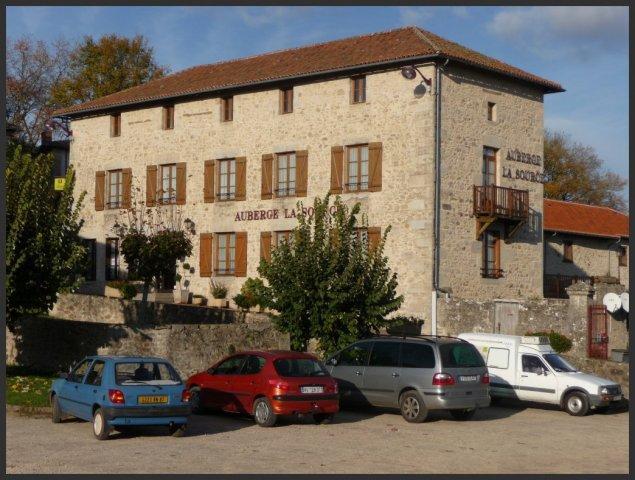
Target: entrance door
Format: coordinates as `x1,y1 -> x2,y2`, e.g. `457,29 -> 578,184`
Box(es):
588,305 -> 609,359
516,354 -> 558,403
495,301 -> 519,335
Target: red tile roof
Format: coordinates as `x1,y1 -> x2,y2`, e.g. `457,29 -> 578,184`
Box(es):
544,199 -> 629,239
54,26 -> 563,117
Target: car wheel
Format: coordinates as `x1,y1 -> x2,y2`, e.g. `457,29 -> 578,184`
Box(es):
169,423 -> 187,437
51,395 -> 62,424
399,390 -> 428,423
449,408 -> 477,421
189,387 -> 203,414
92,408 -> 111,440
253,397 -> 277,427
564,391 -> 590,416
594,406 -> 610,414
313,413 -> 334,425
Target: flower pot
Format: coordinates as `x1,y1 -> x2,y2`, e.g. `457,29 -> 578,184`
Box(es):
174,289 -> 191,304
210,298 -> 228,308
104,286 -> 122,298
192,297 -> 206,306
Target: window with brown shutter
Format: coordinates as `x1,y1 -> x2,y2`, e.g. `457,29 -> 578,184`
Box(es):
176,162 -> 186,205
618,245 -> 628,267
274,230 -> 294,248
368,142 -> 382,192
110,114 -> 121,137
563,241 -> 573,263
261,154 -> 273,199
204,160 -> 215,203
275,152 -> 296,197
351,76 -> 366,104
280,87 -> 293,114
162,105 -> 174,130
330,146 -> 344,194
158,164 -> 177,204
199,233 -> 213,277
345,144 -> 369,192
482,231 -> 503,278
95,171 -> 105,211
367,227 -> 381,252
221,96 -> 233,122
260,231 -> 272,262
105,237 -> 119,280
295,150 -> 308,197
146,165 -> 157,206
121,168 -> 132,209
106,170 -> 123,209
235,157 -> 246,201
216,158 -> 236,201
215,232 -> 236,275
82,239 -> 97,281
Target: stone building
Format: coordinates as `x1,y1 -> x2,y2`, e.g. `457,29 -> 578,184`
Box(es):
543,199 -> 629,297
53,26 -> 563,333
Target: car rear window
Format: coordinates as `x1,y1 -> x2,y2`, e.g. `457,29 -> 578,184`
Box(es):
439,343 -> 485,368
274,358 -> 329,377
115,362 -> 182,385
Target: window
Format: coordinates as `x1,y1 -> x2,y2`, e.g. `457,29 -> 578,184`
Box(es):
115,362 -> 181,385
280,87 -> 293,114
214,355 -> 246,375
160,164 -> 177,204
162,105 -> 174,130
482,146 -> 497,186
107,169 -> 123,208
352,228 -> 369,246
337,341 -> 372,366
486,347 -> 509,369
83,239 -> 97,281
401,343 -> 435,368
85,360 -> 105,386
351,76 -> 366,103
482,230 -> 502,278
105,238 -> 119,281
275,152 -> 296,197
521,355 -> 548,375
68,359 -> 92,383
618,246 -> 627,267
274,230 -> 293,247
543,354 -> 577,373
368,342 -> 401,367
110,114 -> 121,137
215,233 -> 236,275
218,158 -> 236,200
563,241 -> 573,263
221,96 -> 233,122
346,145 -> 369,192
439,343 -> 485,368
487,102 -> 497,121
273,358 -> 329,377
241,356 -> 266,375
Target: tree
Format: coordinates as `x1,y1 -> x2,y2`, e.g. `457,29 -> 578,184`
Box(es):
258,194 -> 403,354
544,129 -> 627,211
6,37 -> 71,146
51,34 -> 168,107
6,144 -> 86,329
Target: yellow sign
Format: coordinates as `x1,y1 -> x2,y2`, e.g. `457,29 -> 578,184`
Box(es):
54,177 -> 66,191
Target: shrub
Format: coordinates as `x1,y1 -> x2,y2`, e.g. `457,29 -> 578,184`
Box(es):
120,283 -> 137,300
386,315 -> 425,336
233,292 -> 255,311
241,278 -> 270,311
210,280 -> 228,299
525,330 -> 573,353
106,280 -> 127,289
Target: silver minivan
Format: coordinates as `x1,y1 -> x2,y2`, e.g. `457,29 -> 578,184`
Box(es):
325,336 -> 490,422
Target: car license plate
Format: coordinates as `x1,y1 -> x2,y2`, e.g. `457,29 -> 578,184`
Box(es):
613,395 -> 622,401
301,386 -> 324,394
138,395 -> 168,404
459,375 -> 478,382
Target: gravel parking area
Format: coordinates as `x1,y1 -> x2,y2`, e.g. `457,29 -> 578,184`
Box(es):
6,401 -> 629,474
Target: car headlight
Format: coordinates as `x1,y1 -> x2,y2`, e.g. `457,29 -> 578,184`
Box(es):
600,386 -> 609,395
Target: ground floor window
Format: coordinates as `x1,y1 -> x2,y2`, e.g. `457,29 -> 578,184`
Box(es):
216,233 -> 236,275
274,230 -> 294,247
105,238 -> 119,280
482,231 -> 502,278
83,239 -> 97,281
618,245 -> 627,267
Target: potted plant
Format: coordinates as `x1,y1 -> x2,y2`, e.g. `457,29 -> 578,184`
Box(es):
210,280 -> 229,308
192,294 -> 207,306
173,273 -> 191,304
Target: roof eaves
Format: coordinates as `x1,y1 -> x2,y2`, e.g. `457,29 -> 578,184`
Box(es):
544,227 -> 625,240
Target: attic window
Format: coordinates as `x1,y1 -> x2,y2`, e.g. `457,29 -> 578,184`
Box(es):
162,105 -> 174,130
110,114 -> 121,137
487,102 -> 497,121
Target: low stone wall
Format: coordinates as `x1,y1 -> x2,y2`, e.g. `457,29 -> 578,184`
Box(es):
7,315 -> 289,378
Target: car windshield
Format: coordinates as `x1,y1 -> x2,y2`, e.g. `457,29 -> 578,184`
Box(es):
439,343 -> 485,368
274,358 -> 329,377
115,362 -> 182,385
543,354 -> 578,373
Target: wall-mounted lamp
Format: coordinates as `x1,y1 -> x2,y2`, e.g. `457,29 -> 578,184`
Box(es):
401,66 -> 432,86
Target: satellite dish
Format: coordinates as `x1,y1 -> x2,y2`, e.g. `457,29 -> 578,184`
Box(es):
620,292 -> 629,313
603,293 -> 621,313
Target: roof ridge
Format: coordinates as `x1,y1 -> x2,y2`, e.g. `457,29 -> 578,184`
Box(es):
544,198 -> 628,217
412,26 -> 441,53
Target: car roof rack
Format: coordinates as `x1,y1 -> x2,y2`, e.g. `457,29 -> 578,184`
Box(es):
367,333 -> 467,343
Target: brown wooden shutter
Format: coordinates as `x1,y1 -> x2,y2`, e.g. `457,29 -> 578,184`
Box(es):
260,231 -> 272,262
146,165 -> 157,207
330,146 -> 344,194
199,233 -> 213,277
367,227 -> 381,252
261,154 -> 273,199
95,171 -> 105,211
176,162 -> 187,205
204,160 -> 215,203
235,232 -> 247,277
295,150 -> 308,197
368,142 -> 382,192
235,157 -> 246,201
121,168 -> 132,209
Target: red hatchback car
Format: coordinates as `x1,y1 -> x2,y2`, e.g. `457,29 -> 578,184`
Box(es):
186,350 -> 339,427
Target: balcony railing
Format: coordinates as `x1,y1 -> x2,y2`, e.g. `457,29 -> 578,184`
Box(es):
544,274 -> 593,299
473,185 -> 529,221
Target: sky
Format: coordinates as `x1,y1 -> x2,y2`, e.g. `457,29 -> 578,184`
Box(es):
7,6 -> 629,192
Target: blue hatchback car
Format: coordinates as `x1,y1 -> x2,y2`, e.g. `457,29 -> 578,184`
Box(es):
50,355 -> 191,440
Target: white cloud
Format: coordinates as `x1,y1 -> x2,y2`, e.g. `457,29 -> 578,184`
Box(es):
398,7 -> 435,26
488,7 -> 628,60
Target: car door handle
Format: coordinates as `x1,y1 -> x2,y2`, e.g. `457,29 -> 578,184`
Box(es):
355,371 -> 362,376
392,372 -> 400,378
520,374 -> 528,378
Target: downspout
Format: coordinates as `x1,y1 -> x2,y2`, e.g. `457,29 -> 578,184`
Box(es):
431,58 -> 448,335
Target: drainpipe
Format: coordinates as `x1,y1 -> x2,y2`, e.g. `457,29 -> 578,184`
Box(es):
431,59 -> 448,335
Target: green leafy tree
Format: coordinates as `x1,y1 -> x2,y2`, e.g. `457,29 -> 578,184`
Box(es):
258,194 -> 403,354
51,34 -> 168,107
6,144 -> 86,329
544,129 -> 627,211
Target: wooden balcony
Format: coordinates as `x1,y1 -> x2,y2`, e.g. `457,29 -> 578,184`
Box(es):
473,185 -> 529,240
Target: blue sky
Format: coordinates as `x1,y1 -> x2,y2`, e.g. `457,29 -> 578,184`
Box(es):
7,6 -> 629,190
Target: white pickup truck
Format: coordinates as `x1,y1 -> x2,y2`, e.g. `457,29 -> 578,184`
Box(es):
458,333 -> 623,416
